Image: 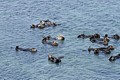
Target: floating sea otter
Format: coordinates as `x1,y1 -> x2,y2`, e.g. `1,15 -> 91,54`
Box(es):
111,34 -> 120,40
42,39 -> 59,46
15,46 -> 37,52
48,54 -> 64,64
109,53 -> 120,61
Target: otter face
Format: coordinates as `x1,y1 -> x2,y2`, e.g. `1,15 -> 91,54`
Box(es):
15,46 -> 19,51
47,36 -> 51,40
57,35 -> 65,40
94,49 -> 99,54
31,24 -> 36,28
31,48 -> 37,52
41,21 -> 45,25
48,54 -> 52,60
94,34 -> 100,38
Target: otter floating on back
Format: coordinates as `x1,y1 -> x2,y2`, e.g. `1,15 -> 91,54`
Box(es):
15,46 -> 37,52
42,39 -> 59,46
111,34 -> 120,40
109,53 -> 120,61
48,54 -> 64,64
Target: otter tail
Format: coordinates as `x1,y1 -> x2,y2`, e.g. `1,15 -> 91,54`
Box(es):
58,56 -> 64,60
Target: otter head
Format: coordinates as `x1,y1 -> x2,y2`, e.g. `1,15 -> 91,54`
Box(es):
31,24 -> 36,28
88,46 -> 91,53
77,34 -> 85,38
113,34 -> 119,40
48,54 -> 52,57
47,35 -> 51,40
31,48 -> 37,52
94,33 -> 100,38
57,35 -> 65,40
104,34 -> 108,37
94,48 -> 99,54
48,54 -> 52,59
15,46 -> 19,51
52,41 -> 58,46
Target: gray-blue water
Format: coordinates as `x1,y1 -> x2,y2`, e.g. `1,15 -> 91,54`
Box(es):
0,0 -> 120,80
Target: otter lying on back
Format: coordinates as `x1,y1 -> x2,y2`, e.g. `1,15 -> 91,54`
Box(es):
112,34 -> 120,40
15,46 -> 37,52
109,54 -> 120,61
48,54 -> 64,64
42,38 -> 59,46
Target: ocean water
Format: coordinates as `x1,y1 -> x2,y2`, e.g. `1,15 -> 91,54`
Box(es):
0,0 -> 120,80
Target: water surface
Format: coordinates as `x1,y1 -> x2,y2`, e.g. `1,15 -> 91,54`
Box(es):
0,0 -> 120,80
